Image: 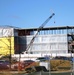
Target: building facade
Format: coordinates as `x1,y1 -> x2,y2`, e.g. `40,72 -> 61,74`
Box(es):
17,26 -> 74,54
0,26 -> 74,55
0,26 -> 15,55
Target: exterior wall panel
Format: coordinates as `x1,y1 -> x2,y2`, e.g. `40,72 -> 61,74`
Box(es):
0,28 -> 14,37
26,34 -> 68,54
0,37 -> 14,55
14,36 -> 26,54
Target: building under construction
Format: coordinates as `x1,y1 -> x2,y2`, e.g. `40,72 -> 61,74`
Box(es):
0,25 -> 74,55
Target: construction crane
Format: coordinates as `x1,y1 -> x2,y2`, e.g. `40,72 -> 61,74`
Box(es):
23,13 -> 55,54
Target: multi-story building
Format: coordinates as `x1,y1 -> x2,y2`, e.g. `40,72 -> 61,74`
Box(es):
0,25 -> 74,55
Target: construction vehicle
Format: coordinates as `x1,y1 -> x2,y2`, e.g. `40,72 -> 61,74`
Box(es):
23,13 -> 55,54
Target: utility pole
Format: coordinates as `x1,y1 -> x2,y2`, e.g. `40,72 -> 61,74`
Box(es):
7,29 -> 12,71
8,36 -> 11,71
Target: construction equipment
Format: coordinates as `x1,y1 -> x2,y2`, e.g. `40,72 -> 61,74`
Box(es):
23,13 -> 55,54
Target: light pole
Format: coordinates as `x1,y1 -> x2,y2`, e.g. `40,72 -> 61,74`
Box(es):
18,36 -> 22,71
9,36 -> 11,71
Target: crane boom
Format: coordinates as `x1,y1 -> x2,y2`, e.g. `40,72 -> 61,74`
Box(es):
24,13 -> 55,54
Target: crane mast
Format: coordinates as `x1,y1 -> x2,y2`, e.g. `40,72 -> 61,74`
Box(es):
24,13 -> 55,54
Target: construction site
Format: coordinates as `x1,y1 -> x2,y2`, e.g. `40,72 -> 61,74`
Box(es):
0,13 -> 74,75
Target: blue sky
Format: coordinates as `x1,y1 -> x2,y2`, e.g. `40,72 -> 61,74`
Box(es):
0,0 -> 74,28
